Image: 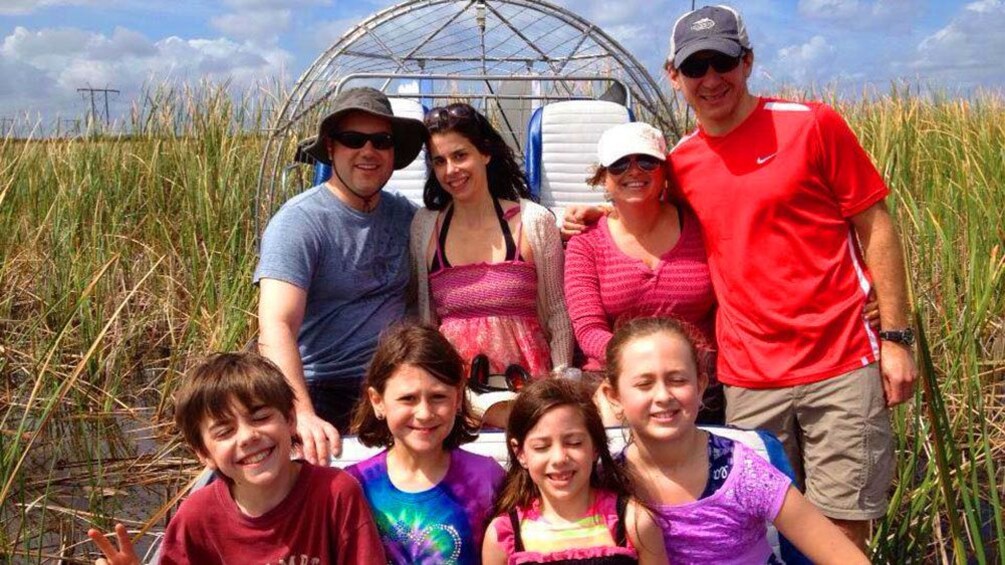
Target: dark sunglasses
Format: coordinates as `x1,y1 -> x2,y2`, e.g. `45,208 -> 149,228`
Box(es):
678,52 -> 743,79
608,154 -> 662,175
424,103 -> 477,127
331,130 -> 395,150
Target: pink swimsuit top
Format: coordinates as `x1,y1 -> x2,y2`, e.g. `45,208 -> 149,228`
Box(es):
429,202 -> 539,322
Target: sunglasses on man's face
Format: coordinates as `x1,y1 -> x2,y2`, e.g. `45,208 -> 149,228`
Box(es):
678,52 -> 743,79
331,130 -> 395,150
608,154 -> 662,176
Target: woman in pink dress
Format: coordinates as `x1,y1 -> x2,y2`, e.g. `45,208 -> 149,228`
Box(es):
410,103 -> 573,382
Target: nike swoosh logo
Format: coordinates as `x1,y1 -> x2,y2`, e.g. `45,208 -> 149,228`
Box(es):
756,153 -> 777,165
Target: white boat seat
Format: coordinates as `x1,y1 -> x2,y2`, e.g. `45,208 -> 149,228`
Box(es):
524,100 -> 633,221
386,98 -> 428,207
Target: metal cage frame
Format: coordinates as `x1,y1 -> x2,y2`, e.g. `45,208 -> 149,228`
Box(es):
256,0 -> 678,234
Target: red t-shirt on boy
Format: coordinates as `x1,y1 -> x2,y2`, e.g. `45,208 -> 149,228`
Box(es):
669,98 -> 888,388
159,462 -> 385,565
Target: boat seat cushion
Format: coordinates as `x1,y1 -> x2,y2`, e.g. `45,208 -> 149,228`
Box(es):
525,100 -> 633,219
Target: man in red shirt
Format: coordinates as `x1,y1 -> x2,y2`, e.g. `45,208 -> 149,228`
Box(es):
663,5 -> 916,550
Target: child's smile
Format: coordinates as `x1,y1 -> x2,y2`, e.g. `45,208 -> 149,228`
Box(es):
516,405 -> 598,515
237,444 -> 276,466
197,401 -> 299,514
369,363 -> 461,457
609,333 -> 705,443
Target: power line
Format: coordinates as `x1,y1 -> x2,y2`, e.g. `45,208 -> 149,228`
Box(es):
76,86 -> 120,127
57,118 -> 82,137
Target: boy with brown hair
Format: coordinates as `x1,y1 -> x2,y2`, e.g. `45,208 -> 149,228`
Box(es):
87,352 -> 384,564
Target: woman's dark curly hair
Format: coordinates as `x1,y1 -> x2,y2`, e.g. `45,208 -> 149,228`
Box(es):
422,103 -> 533,210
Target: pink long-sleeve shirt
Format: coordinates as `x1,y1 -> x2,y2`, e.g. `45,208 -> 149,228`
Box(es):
564,209 -> 716,370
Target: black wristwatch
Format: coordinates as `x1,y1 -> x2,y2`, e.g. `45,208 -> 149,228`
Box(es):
879,328 -> 915,347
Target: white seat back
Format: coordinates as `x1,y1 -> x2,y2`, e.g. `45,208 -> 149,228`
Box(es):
525,100 -> 632,220
387,98 -> 428,206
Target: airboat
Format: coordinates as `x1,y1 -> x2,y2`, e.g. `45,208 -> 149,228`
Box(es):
171,1 -> 805,563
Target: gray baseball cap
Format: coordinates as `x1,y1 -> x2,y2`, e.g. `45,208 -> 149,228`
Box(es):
303,87 -> 427,170
668,5 -> 751,69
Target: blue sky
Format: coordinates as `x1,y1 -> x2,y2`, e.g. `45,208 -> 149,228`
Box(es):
1,0 -> 1001,132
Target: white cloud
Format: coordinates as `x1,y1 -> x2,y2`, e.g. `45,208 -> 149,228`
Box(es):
964,0 -> 1000,13
0,0 -> 103,16
555,0 -> 653,26
222,0 -> 330,8
799,0 -> 861,19
908,0 -> 1005,86
510,0 -> 676,72
211,0 -> 333,44
89,28 -> 158,60
768,35 -> 839,85
798,0 -> 921,29
0,25 -> 292,130
310,17 -> 361,51
211,9 -> 292,43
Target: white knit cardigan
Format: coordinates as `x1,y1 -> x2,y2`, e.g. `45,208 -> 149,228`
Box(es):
409,198 -> 574,372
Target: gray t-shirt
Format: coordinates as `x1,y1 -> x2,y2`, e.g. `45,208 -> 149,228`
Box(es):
254,185 -> 416,383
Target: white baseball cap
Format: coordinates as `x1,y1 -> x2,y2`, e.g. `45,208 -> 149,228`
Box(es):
597,122 -> 667,167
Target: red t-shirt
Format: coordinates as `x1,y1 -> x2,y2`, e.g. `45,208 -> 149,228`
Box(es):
669,98 -> 887,388
159,462 -> 385,565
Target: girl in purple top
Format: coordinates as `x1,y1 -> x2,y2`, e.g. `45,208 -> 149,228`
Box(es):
600,318 -> 870,564
347,323 -> 505,564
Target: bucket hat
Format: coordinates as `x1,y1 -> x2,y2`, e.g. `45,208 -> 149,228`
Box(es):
303,87 -> 427,170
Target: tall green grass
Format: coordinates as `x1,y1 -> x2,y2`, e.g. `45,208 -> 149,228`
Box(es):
0,83 -> 268,562
0,85 -> 1002,563
841,92 -> 1005,563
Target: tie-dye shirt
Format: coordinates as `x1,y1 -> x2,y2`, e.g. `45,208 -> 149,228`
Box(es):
347,449 -> 505,565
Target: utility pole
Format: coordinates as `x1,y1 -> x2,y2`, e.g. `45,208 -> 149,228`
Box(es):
0,116 -> 14,137
57,118 -> 81,137
76,86 -> 120,128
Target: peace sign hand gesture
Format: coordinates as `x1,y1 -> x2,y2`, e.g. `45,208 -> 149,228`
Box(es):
87,523 -> 140,565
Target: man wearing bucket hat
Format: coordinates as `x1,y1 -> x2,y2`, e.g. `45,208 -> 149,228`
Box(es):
664,5 -> 917,550
254,87 -> 426,465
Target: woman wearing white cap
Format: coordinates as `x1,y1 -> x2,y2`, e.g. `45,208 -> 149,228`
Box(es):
563,122 -> 721,423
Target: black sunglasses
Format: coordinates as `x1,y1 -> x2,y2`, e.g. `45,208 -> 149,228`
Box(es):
608,154 -> 662,175
331,130 -> 395,150
424,104 -> 478,128
678,52 -> 743,79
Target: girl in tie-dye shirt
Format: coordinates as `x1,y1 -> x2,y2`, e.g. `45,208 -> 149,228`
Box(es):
347,323 -> 505,565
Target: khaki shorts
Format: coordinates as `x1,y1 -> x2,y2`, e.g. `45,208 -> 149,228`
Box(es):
724,364 -> 893,521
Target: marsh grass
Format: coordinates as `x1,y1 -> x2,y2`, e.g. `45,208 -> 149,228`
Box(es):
1,84 -> 1002,563
0,82 -> 267,562
841,92 -> 1005,563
